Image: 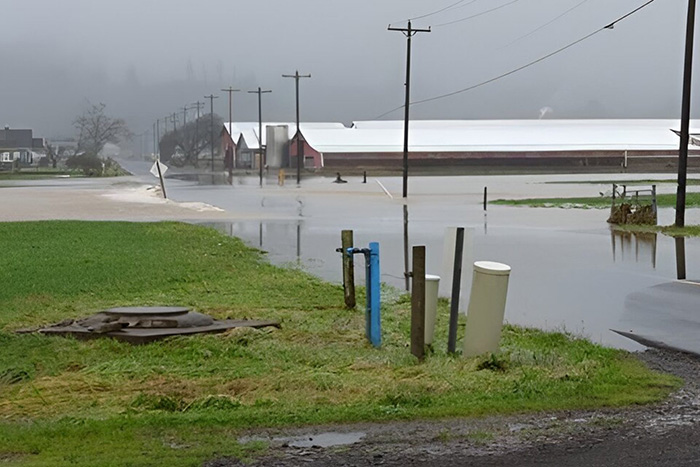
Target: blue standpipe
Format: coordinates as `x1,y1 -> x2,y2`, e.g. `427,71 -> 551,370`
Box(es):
347,242 -> 381,347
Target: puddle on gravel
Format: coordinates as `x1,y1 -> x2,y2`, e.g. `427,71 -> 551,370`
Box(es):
240,431 -> 366,448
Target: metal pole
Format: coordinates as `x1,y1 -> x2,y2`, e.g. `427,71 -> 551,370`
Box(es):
411,245 -> 426,360
389,21 -> 430,199
447,227 -> 465,354
676,0 -> 697,227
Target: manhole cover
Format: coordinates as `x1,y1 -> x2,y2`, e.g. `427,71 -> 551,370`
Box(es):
103,306 -> 190,316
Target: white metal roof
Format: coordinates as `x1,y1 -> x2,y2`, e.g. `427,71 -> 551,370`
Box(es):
224,122 -> 345,149
302,120 -> 700,154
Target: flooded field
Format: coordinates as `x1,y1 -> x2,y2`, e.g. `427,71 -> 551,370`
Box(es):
121,161 -> 700,351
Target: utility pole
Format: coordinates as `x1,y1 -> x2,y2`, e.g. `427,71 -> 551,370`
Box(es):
282,70 -> 311,186
676,0 -> 697,227
156,118 -> 161,160
221,86 -> 241,169
204,94 -> 219,172
388,20 -> 431,198
152,122 -> 156,159
171,112 -> 179,132
248,87 -> 272,187
191,101 -> 205,164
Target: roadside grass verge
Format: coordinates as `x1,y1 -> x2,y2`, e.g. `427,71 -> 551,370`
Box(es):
492,192 -> 700,209
545,179 -> 700,185
0,169 -> 81,180
0,221 -> 680,466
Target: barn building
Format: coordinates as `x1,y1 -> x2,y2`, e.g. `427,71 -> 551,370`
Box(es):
289,119 -> 700,171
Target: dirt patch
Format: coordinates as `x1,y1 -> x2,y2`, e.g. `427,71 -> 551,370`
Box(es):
208,349 -> 700,466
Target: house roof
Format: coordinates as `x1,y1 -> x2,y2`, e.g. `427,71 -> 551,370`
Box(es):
301,120 -> 700,154
0,128 -> 34,149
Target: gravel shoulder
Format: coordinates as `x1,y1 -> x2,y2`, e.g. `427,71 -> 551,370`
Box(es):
209,349 -> 700,467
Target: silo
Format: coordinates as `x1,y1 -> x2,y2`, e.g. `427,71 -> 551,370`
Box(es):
265,125 -> 289,168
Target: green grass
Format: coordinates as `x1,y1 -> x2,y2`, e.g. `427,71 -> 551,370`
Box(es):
545,179 -> 700,185
492,192 -> 700,209
0,169 -> 81,180
0,221 -> 680,466
614,223 -> 700,237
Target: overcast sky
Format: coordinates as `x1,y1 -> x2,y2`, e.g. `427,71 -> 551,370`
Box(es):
0,0 -> 695,138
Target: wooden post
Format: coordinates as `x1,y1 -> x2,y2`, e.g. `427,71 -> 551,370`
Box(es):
341,230 -> 356,309
652,184 -> 658,221
483,187 -> 487,211
411,245 -> 426,360
447,228 -> 465,354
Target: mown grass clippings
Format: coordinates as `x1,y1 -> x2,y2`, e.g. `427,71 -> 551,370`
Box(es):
0,221 -> 681,466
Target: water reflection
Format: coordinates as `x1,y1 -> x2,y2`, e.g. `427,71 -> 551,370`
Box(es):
676,236 -> 686,280
611,230 -> 657,268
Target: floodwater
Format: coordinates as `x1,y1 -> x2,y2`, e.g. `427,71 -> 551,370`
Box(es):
120,160 -> 700,351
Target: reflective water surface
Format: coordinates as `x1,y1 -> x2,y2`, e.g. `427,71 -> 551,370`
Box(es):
121,161 -> 700,351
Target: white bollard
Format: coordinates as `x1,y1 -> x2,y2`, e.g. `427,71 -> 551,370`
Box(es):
463,261 -> 511,357
424,274 -> 440,345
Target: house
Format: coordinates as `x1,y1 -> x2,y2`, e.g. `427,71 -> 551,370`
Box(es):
290,119 -> 700,170
0,126 -> 46,169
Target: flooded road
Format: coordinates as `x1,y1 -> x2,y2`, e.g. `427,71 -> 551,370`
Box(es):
120,160 -> 700,351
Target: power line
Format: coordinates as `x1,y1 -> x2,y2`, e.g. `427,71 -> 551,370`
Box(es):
390,0 -> 478,26
432,0 -> 522,28
374,0 -> 656,119
500,0 -> 591,49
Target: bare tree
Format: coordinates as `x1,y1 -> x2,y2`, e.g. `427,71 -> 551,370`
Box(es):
160,113 -> 222,167
73,102 -> 131,156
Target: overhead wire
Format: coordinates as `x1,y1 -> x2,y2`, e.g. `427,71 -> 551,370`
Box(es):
373,0 -> 656,119
432,0 -> 522,28
500,0 -> 591,49
389,0 -> 478,27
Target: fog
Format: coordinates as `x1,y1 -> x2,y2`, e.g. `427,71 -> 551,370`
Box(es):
0,0 -> 695,138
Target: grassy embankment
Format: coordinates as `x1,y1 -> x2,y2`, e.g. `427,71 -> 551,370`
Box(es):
0,221 -> 679,466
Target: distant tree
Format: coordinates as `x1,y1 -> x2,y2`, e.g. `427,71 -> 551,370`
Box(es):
73,102 -> 131,156
160,113 -> 222,167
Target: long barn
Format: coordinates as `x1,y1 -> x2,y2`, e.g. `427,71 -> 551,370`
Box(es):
288,119 -> 700,171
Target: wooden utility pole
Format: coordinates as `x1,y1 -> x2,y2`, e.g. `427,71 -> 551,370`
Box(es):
221,87 -> 240,167
191,101 -> 205,164
388,21 -> 431,199
248,87 -> 272,187
282,71 -> 311,185
204,94 -> 219,172
676,0 -> 697,227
